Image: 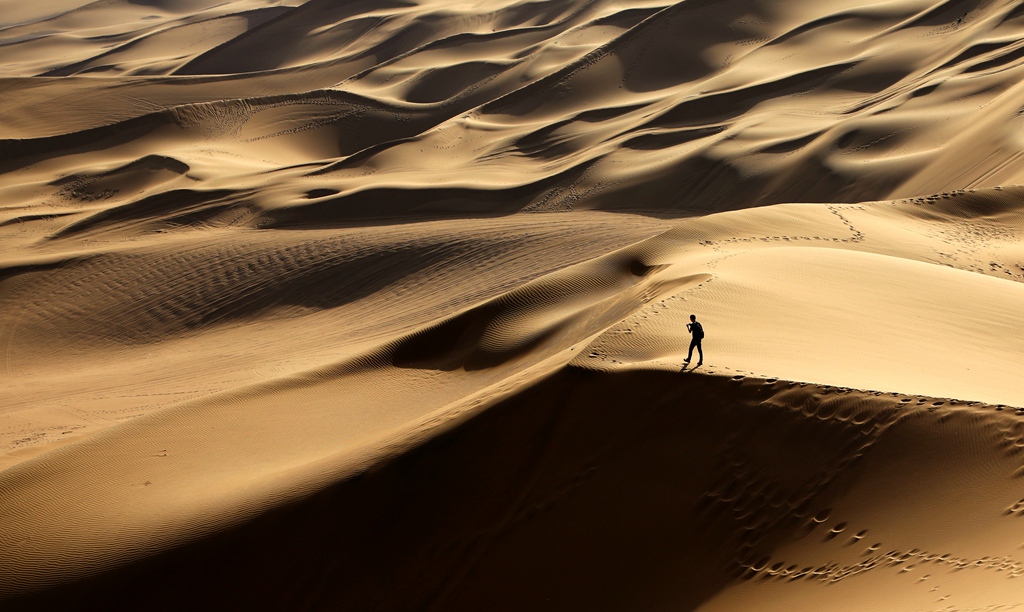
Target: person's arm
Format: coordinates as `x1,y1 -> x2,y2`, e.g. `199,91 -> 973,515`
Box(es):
686,323 -> 693,332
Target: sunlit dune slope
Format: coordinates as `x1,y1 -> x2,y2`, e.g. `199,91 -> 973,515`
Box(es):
7,0 -> 1024,224
585,190 -> 1024,406
3,0 -> 1024,609
0,213 -> 673,469
3,188 -> 1024,608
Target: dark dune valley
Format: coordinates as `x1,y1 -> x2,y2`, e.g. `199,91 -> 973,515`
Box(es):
2,0 -> 1024,610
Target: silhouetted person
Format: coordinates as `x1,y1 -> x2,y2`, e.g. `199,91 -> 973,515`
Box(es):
684,314 -> 704,365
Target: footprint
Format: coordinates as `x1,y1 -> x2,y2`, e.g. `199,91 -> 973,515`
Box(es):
823,523 -> 847,544
824,522 -> 848,541
846,529 -> 868,546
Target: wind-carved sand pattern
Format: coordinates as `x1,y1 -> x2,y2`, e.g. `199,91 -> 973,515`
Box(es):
2,0 -> 1024,610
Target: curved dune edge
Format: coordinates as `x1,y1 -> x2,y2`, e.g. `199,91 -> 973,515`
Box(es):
0,187 -> 1019,609
2,186 -> 1023,606
4,0 -> 1024,607
3,364 -> 1023,611
0,234 -> 707,599
10,0 -> 1024,228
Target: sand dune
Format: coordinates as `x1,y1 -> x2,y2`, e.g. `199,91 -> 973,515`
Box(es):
3,0 -> 1024,609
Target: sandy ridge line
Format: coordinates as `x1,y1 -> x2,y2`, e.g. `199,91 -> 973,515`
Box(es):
1,87 -> 408,148
576,351 -> 1024,414
4,353 -> 1013,604
476,0 -> 686,116
0,267 -> 698,597
0,336 -> 570,598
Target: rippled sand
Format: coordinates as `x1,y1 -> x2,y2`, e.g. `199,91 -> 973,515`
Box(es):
3,0 -> 1024,609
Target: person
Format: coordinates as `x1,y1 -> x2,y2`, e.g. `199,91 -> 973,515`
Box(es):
684,314 -> 704,365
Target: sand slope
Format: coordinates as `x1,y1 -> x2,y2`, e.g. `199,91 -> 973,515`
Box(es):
3,0 -> 1024,609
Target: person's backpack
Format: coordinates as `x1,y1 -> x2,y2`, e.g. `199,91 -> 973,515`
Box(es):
692,321 -> 705,339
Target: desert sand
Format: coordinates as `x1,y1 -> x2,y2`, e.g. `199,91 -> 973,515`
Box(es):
2,0 -> 1024,609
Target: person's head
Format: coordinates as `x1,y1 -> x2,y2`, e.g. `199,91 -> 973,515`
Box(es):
689,314 -> 696,322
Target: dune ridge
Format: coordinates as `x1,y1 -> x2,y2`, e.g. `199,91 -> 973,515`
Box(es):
7,0 -> 1024,219
3,0 -> 1024,609
5,366 -> 1024,611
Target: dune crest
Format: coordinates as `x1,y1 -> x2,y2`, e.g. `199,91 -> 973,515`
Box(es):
3,0 -> 1024,609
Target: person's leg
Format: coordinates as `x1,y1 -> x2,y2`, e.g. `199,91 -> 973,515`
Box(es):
686,338 -> 696,362
696,340 -> 703,364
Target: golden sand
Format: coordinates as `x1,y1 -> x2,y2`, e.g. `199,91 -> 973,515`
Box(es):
2,0 -> 1024,609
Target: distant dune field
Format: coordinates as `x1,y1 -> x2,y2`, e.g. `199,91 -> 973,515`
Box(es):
2,0 -> 1024,610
